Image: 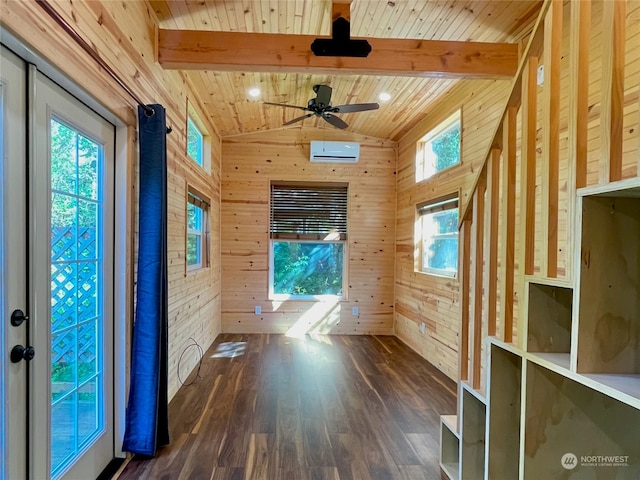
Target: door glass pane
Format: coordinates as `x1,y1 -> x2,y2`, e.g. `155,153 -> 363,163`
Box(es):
50,118 -> 104,478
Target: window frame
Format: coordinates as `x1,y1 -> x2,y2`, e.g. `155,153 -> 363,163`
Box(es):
186,186 -> 210,273
268,182 -> 348,301
416,110 -> 461,182
187,116 -> 203,166
416,195 -> 459,278
186,103 -> 211,172
268,239 -> 347,301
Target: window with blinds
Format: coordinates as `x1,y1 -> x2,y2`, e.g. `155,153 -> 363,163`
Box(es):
270,183 -> 348,240
417,195 -> 459,277
269,182 -> 348,298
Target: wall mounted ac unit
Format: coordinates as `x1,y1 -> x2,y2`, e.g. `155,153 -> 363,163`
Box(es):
310,140 -> 360,163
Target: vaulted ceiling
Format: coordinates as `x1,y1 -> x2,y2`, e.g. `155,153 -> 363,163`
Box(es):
149,1 -> 542,140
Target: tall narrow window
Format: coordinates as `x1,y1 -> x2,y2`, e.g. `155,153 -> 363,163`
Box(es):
186,187 -> 210,271
187,116 -> 203,167
269,183 -> 348,299
416,111 -> 461,182
417,196 -> 459,277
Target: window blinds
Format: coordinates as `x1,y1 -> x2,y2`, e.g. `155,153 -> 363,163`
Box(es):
270,183 -> 348,240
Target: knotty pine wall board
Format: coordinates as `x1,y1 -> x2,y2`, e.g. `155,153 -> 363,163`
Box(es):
221,128 -> 397,335
1,0 -> 223,400
394,78 -> 512,381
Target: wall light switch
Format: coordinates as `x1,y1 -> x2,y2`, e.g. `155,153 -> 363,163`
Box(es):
420,322 -> 426,334
254,305 -> 261,315
352,306 -> 359,316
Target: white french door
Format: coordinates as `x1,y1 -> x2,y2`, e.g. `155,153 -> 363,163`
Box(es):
1,45 -> 116,480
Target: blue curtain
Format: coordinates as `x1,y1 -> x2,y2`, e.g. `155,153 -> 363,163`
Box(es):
123,104 -> 170,456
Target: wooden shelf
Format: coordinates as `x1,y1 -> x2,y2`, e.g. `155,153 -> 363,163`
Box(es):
524,362 -> 640,479
487,344 -> 522,480
488,336 -> 522,356
580,373 -> 640,406
461,380 -> 486,404
576,192 -> 640,377
526,282 -> 573,355
440,415 -> 460,480
528,352 -> 571,370
461,389 -> 486,480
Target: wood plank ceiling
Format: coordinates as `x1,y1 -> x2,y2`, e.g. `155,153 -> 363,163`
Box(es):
149,0 -> 542,140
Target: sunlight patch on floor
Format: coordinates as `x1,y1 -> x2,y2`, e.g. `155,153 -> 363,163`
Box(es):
211,341 -> 247,358
285,299 -> 340,338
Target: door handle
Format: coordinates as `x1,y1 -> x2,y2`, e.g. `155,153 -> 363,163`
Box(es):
10,309 -> 29,327
10,345 -> 35,363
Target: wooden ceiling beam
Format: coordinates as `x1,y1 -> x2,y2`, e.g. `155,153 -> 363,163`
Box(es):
157,29 -> 519,79
332,0 -> 352,22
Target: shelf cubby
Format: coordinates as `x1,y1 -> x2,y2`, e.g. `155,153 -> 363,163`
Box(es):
460,387 -> 486,480
524,361 -> 640,479
576,190 -> 640,378
526,282 -> 573,355
487,343 -> 522,480
440,415 -> 460,480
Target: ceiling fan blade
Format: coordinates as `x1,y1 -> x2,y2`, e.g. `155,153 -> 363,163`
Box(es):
314,85 -> 333,107
263,101 -> 308,111
322,113 -> 348,129
283,113 -> 315,126
332,103 -> 380,113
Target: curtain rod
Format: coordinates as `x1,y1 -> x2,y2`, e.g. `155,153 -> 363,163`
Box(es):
36,0 -> 155,117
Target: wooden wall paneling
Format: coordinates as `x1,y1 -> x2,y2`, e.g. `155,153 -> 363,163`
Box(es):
0,1 -> 224,401
499,108 -> 517,343
484,149 -> 501,338
394,78 -> 512,382
600,0 -> 626,183
541,0 -> 562,279
470,175 -> 486,391
623,0 -> 640,179
571,0 -> 591,190
221,129 -> 397,336
586,0 -> 604,186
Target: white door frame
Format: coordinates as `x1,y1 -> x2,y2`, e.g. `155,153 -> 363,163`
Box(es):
1,28 -> 129,478
1,43 -> 29,480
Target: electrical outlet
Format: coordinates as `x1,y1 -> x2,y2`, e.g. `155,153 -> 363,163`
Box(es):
254,305 -> 261,315
352,306 -> 359,316
537,64 -> 544,86
420,322 -> 426,334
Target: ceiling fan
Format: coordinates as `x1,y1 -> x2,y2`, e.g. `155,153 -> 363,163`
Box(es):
264,84 -> 379,129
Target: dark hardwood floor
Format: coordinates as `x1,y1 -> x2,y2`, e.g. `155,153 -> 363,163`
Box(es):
116,334 -> 456,480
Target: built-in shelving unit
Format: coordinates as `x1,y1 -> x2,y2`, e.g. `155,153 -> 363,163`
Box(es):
460,386 -> 486,480
439,0 -> 640,477
487,342 -> 522,480
523,362 -> 640,479
575,186 -> 640,384
526,282 -> 573,355
440,415 -> 460,480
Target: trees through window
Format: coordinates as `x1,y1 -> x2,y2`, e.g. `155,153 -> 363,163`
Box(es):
417,196 -> 459,277
416,111 -> 461,182
269,182 -> 348,299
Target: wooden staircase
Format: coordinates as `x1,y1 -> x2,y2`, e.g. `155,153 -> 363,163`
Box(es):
440,0 -> 640,478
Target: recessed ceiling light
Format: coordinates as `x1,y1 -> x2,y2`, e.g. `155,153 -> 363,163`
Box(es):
248,87 -> 261,98
379,92 -> 391,102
